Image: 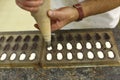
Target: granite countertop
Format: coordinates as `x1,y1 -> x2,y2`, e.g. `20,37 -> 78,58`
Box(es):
0,25 -> 119,80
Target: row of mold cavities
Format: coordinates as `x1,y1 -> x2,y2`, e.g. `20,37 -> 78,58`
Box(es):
47,41 -> 112,51
54,33 -> 110,42
1,43 -> 38,51
0,35 -> 40,43
0,52 -> 36,61
46,50 -> 115,61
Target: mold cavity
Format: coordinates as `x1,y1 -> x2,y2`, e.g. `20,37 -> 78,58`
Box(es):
57,34 -> 64,42
29,53 -> 36,60
19,53 -> 26,61
0,44 -> 2,49
3,44 -> 10,51
77,52 -> 83,60
15,36 -> 22,42
12,43 -> 19,51
66,34 -> 73,42
47,46 -> 53,51
76,43 -> 82,50
105,41 -> 112,48
57,43 -> 63,50
87,51 -> 94,59
86,42 -> 92,49
97,51 -> 104,59
21,43 -> 28,50
10,53 -> 16,60
75,34 -> 82,41
57,52 -> 63,60
95,33 -> 101,40
96,42 -> 102,49
0,53 -> 7,61
0,36 -> 5,42
104,33 -> 110,40
7,36 -> 13,42
86,34 -> 92,41
66,43 -> 73,50
46,53 -> 52,61
108,51 -> 115,59
24,35 -> 31,42
32,35 -> 39,42
31,43 -> 38,50
67,52 -> 73,60
51,35 -> 55,42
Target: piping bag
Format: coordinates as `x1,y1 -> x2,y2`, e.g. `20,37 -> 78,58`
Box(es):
31,0 -> 51,46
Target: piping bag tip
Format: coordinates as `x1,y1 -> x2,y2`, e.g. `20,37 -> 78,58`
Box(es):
46,41 -> 51,47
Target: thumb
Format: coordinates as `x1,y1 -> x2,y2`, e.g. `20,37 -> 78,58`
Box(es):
48,10 -> 61,20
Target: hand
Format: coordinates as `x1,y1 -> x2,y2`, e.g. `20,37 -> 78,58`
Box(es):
35,7 -> 79,32
15,0 -> 43,12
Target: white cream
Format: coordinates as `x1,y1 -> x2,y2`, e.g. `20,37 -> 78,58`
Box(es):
10,53 -> 16,60
0,53 -> 7,61
66,43 -> 73,50
67,52 -> 73,60
77,52 -> 83,59
57,52 -> 63,60
46,53 -> 52,61
19,53 -> 26,61
87,51 -> 94,59
29,53 -> 36,60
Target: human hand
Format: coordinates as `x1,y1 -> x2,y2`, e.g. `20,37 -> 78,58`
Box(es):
35,7 -> 79,32
15,0 -> 43,12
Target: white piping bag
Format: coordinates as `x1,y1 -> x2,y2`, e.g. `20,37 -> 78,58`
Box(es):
31,0 -> 51,46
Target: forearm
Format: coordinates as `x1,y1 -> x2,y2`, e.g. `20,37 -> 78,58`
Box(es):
81,0 -> 120,17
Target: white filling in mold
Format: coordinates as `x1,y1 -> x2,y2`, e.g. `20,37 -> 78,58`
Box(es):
46,53 -> 52,61
67,52 -> 73,60
76,43 -> 82,50
57,52 -> 63,60
19,53 -> 26,61
97,51 -> 104,59
29,53 -> 36,60
0,53 -> 7,61
108,51 -> 115,58
10,53 -> 16,60
96,42 -> 102,49
77,52 -> 83,59
87,51 -> 94,59
86,42 -> 92,49
105,41 -> 112,48
66,43 -> 72,50
47,46 -> 52,51
57,43 -> 63,50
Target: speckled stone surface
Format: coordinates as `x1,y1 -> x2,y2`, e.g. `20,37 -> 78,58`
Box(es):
0,25 -> 120,80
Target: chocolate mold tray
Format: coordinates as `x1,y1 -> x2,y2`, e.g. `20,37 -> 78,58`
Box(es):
0,29 -> 119,68
0,31 -> 43,68
43,29 -> 120,68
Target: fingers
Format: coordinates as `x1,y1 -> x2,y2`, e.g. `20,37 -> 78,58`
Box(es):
48,10 -> 62,20
51,21 -> 66,32
34,23 -> 59,32
34,8 -> 68,32
16,0 -> 43,12
48,10 -> 67,31
34,24 -> 40,30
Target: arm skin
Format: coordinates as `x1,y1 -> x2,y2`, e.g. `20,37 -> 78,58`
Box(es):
81,0 -> 120,17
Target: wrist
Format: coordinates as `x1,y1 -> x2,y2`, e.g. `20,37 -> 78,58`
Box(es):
73,3 -> 84,21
